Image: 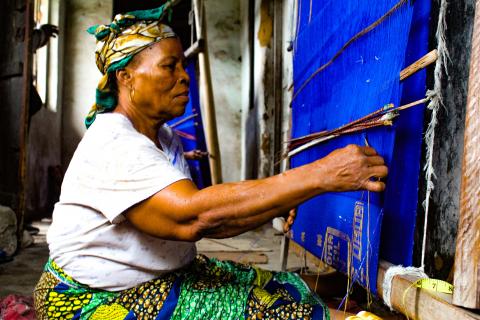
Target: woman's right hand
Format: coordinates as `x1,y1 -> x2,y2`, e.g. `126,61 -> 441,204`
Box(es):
312,144 -> 388,193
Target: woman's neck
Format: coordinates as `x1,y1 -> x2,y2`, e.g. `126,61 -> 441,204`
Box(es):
114,100 -> 165,148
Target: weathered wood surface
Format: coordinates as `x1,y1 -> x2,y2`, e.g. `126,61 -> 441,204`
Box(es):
453,0 -> 480,310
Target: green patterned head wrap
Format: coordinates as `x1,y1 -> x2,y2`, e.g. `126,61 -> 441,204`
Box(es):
85,3 -> 177,128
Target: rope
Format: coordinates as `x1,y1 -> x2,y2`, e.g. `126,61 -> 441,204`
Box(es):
289,0 -> 410,101
421,0 -> 449,269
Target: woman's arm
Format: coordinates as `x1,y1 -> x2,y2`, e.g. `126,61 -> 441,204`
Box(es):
125,144 -> 388,241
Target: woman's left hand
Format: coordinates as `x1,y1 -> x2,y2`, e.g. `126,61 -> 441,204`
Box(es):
283,209 -> 296,233
184,149 -> 208,160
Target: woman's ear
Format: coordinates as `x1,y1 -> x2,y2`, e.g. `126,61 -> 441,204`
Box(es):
116,69 -> 133,88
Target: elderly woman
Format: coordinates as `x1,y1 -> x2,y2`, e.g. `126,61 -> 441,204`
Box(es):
33,5 -> 387,320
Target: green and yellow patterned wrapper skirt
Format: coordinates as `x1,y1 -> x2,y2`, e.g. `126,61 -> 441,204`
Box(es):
34,255 -> 329,319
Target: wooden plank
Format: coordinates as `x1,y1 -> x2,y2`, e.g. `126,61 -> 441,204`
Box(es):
378,261 -> 480,320
453,0 -> 480,310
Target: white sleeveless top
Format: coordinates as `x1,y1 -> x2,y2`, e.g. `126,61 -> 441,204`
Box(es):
47,113 -> 196,291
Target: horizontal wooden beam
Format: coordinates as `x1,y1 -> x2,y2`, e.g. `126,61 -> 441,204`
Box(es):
377,260 -> 480,320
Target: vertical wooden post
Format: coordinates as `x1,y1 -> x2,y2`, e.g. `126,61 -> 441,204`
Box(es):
272,0 -> 283,174
193,0 -> 222,184
453,0 -> 480,309
18,0 -> 33,239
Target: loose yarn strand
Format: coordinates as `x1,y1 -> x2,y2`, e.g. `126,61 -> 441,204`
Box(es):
308,0 -> 313,24
365,191 -> 373,309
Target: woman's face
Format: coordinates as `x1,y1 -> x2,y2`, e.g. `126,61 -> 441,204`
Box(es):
126,38 -> 190,122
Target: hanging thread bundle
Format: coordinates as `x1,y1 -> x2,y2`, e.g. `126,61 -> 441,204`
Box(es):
421,0 -> 449,270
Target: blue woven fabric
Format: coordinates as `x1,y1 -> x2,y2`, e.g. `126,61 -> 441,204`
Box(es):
290,0 -> 430,293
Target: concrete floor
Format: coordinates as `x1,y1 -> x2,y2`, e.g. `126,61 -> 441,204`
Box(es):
0,220 -> 50,297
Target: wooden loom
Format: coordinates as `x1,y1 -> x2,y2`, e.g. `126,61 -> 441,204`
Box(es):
279,0 -> 480,317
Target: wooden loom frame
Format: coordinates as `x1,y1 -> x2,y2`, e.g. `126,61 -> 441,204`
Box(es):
452,0 -> 480,310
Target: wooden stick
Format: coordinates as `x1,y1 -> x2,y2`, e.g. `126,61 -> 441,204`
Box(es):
400,49 -> 438,81
193,0 -> 222,184
170,113 -> 199,128
396,97 -> 430,111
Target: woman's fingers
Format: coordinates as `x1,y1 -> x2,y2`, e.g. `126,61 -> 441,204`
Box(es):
287,216 -> 295,225
362,165 -> 388,192
366,155 -> 385,166
369,164 -> 388,179
361,146 -> 378,156
364,180 -> 386,192
283,209 -> 297,233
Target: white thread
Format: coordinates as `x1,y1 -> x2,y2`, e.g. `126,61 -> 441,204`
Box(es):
382,265 -> 428,310
421,0 -> 450,269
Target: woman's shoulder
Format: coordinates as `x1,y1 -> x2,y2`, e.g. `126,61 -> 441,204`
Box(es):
88,113 -> 135,135
84,113 -> 152,148
64,113 -> 168,181
69,113 -> 161,169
